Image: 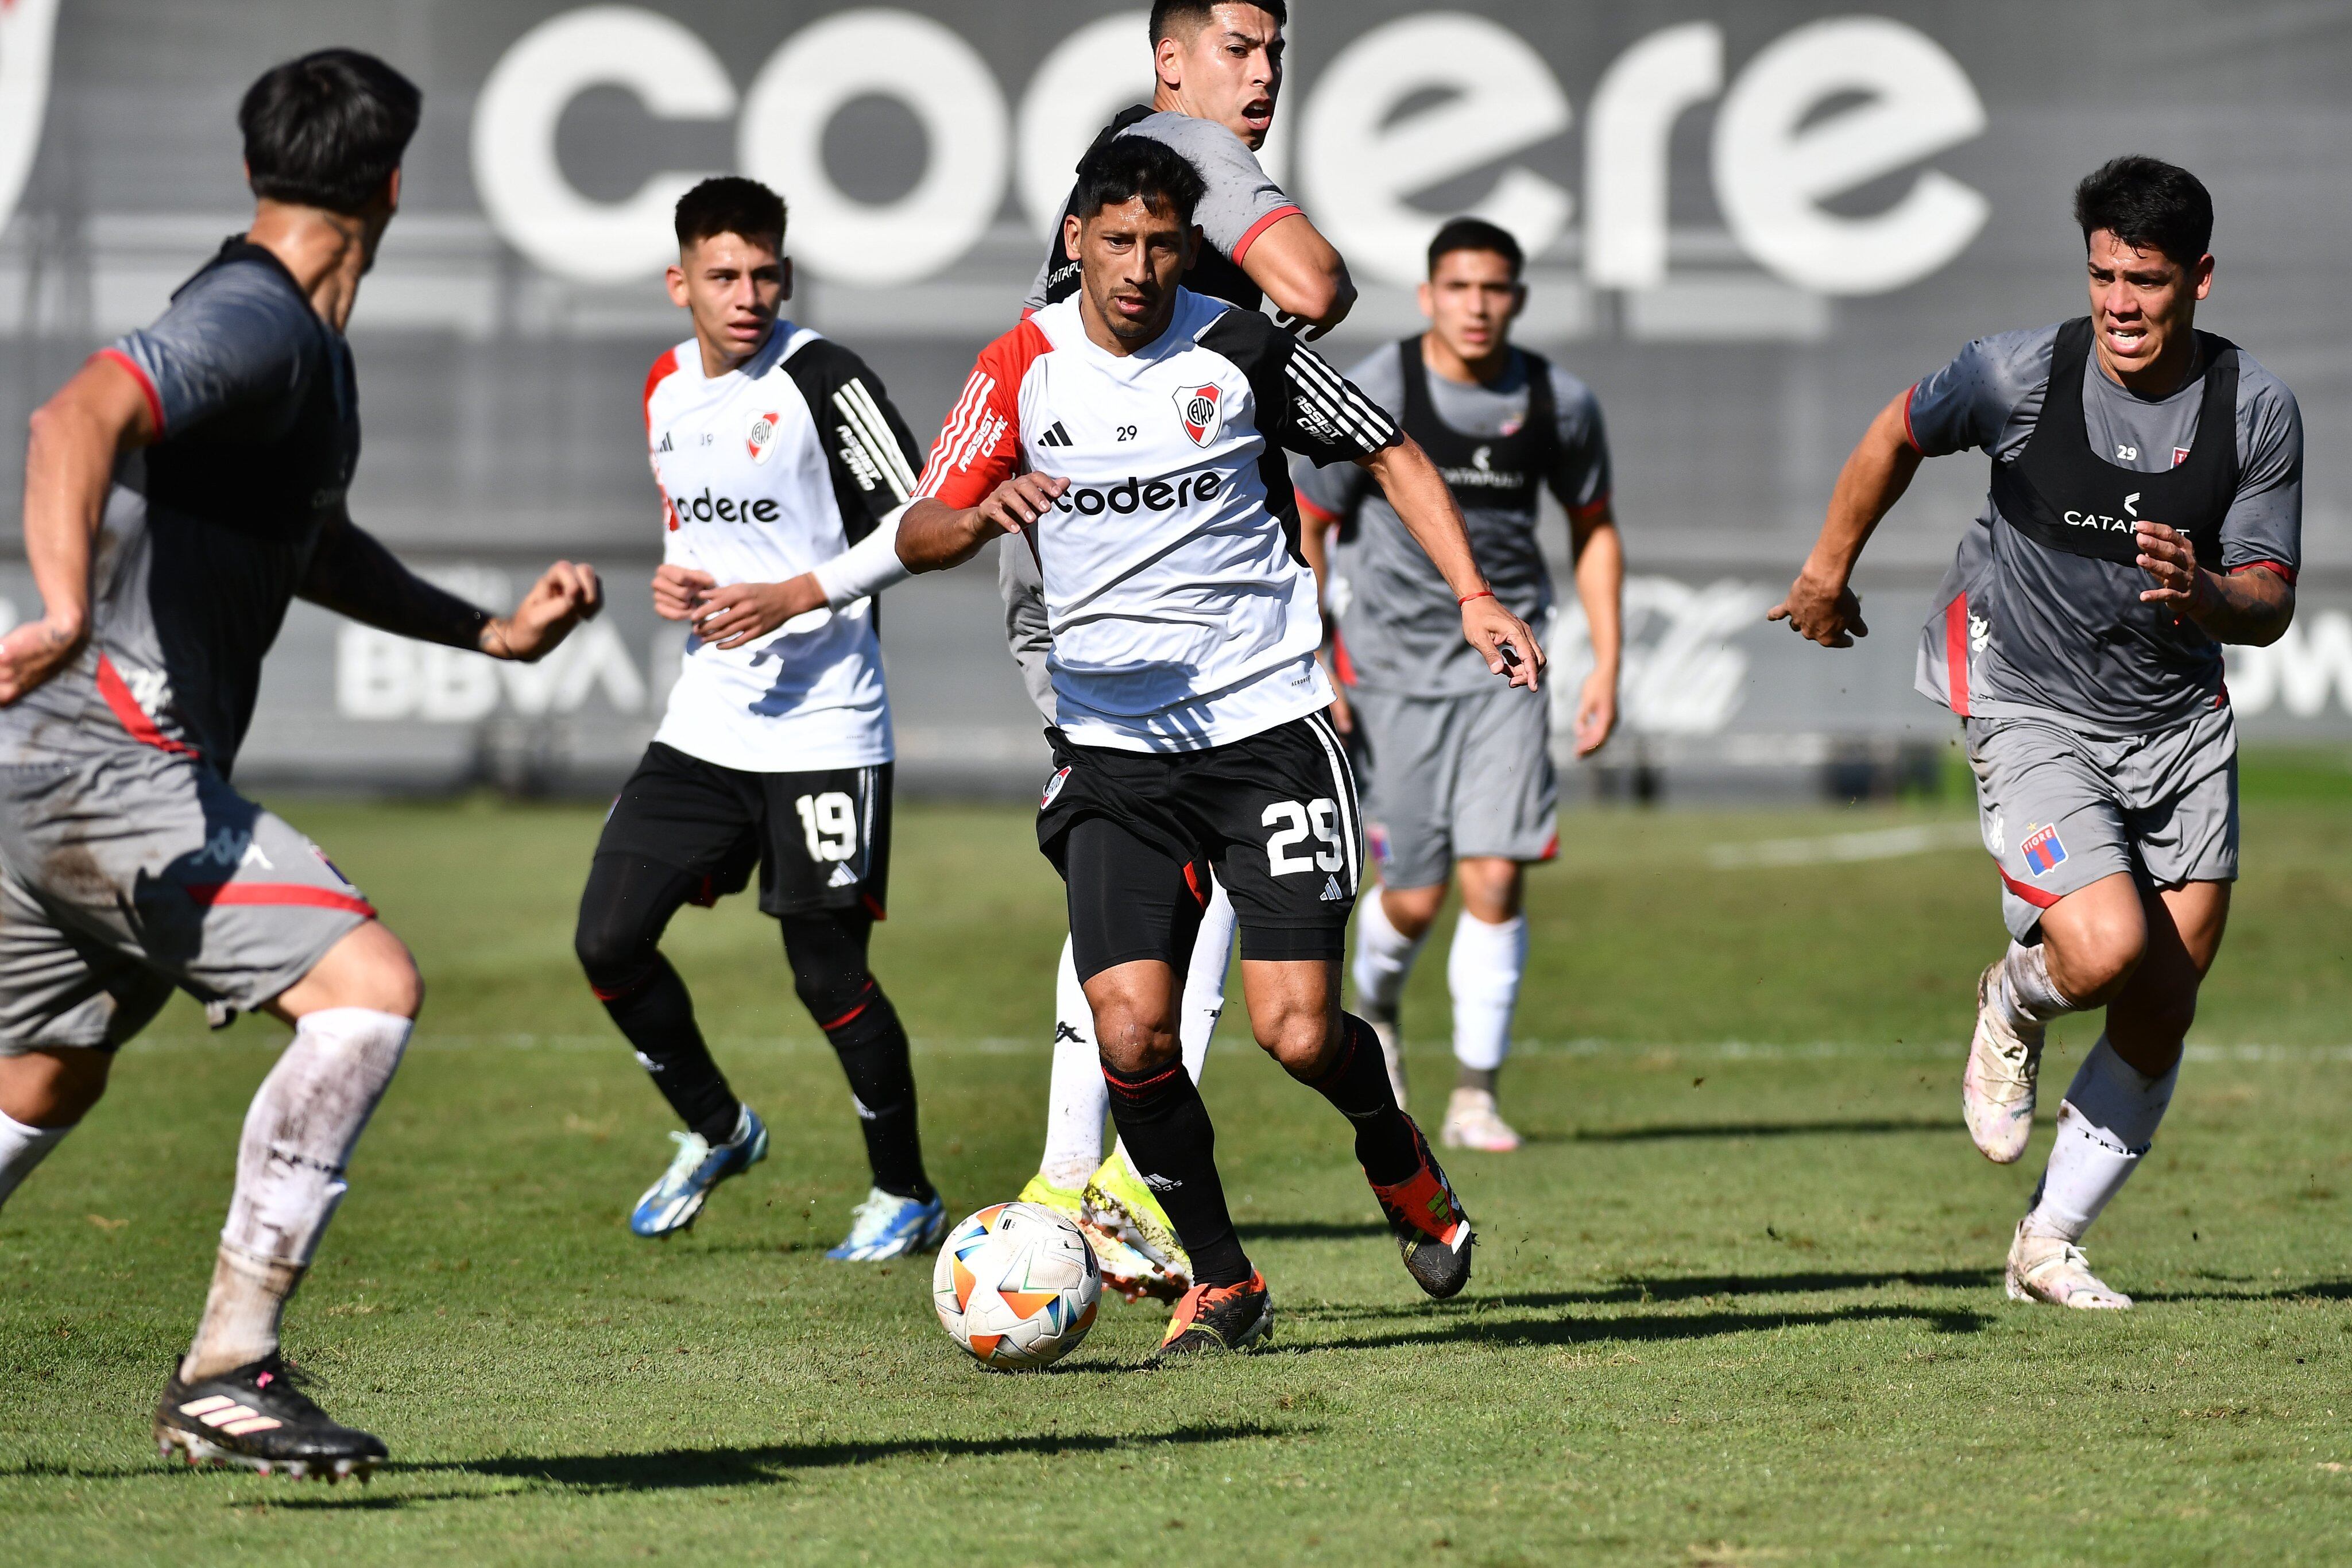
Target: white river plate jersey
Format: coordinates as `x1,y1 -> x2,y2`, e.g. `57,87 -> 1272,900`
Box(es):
642,323 -> 922,772
917,289 -> 1399,753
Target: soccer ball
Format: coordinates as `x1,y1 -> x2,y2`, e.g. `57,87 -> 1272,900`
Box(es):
933,1201 -> 1101,1369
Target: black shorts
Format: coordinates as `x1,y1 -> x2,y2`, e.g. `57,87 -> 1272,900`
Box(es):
1037,711 -> 1361,979
594,742 -> 891,918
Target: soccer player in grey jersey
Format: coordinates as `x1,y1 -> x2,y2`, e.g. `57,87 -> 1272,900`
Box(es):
0,52 -> 599,1473
1295,219 -> 1623,1151
1774,157 -> 2300,1311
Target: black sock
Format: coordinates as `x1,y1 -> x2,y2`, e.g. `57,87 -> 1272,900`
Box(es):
821,985 -> 935,1203
1298,1013 -> 1420,1186
1102,1059 -> 1250,1288
599,957 -> 742,1146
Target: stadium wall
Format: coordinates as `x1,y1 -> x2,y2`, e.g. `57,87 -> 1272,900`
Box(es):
1,1 -> 2346,795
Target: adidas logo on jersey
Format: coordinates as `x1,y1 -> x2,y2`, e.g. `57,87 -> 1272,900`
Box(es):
1319,874 -> 1346,903
1038,421 -> 1074,448
826,863 -> 860,888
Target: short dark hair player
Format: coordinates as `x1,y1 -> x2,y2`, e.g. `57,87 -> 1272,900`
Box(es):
572,177 -> 944,1260
1295,218 -> 1624,1152
1772,157 -> 2300,1310
899,136 -> 1546,1354
0,51 -> 603,1476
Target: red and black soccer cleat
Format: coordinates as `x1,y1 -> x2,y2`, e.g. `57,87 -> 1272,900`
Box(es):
1368,1118 -> 1475,1298
1153,1270 -> 1272,1358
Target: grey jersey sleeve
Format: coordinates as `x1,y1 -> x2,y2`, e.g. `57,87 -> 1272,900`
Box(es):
1903,326 -> 2057,461
1546,365 -> 1614,516
2219,354 -> 2303,574
996,536 -> 1057,721
107,262 -> 315,437
1129,113 -> 1299,261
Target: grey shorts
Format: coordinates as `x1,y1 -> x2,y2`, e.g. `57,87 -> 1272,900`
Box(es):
0,752 -> 374,1052
1966,706 -> 2238,943
1351,683 -> 1557,892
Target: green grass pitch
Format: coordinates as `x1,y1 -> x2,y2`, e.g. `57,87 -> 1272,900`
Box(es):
4,758 -> 2350,1564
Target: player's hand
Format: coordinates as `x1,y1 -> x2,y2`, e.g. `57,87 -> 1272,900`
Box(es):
486,560 -> 602,662
695,576 -> 825,651
0,615 -> 86,705
652,564 -> 717,621
974,473 -> 1069,538
1320,661 -> 1355,735
1768,568 -> 1869,648
1462,595 -> 1544,691
2134,521 -> 2206,610
1573,665 -> 1618,757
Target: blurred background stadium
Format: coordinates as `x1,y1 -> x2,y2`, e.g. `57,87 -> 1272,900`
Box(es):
1,0 -> 2345,799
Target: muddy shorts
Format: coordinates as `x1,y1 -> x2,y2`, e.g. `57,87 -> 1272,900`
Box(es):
0,751 -> 375,1051
1966,704 -> 2237,942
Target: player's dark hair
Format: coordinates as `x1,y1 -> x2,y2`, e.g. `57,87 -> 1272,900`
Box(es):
1428,217 -> 1525,281
2072,156 -> 2213,268
1072,134 -> 1205,229
1151,0 -> 1287,45
674,176 -> 788,251
238,49 -> 421,215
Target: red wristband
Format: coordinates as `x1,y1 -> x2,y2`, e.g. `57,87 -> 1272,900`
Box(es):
1458,590 -> 1495,607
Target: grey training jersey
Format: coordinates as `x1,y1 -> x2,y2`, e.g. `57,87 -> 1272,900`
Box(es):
1909,323 -> 2301,735
1294,345 -> 1610,694
1022,110 -> 1299,313
0,246 -> 357,773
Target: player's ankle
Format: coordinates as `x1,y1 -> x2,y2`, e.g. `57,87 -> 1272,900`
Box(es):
1455,1065 -> 1498,1094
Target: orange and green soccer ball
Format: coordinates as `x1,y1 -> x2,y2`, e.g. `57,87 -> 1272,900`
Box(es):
933,1201 -> 1102,1369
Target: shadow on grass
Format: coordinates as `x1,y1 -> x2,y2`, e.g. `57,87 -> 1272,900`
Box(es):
2134,1277 -> 2352,1304
1274,1301 -> 1991,1355
1291,1267 -> 1999,1322
1534,1117 -> 1957,1144
392,1420 -> 1289,1496
1237,1220 -> 1390,1241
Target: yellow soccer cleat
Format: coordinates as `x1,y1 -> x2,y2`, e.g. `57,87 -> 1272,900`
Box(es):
1083,1145 -> 1193,1301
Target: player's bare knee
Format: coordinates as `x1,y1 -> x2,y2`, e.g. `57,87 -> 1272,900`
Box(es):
0,1048 -> 112,1128
1253,1008 -> 1338,1078
1092,1009 -> 1178,1075
284,922 -> 424,1020
1382,885 -> 1445,942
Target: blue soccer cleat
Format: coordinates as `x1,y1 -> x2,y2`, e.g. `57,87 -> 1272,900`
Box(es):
628,1106 -> 768,1238
826,1187 -> 947,1261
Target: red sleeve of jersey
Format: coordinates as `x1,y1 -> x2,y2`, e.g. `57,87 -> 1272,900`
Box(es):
915,319 -> 1050,508
641,347 -> 681,434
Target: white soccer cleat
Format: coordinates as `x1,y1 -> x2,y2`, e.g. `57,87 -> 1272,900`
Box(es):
2005,1222 -> 2132,1310
1963,960 -> 2044,1164
1440,1087 -> 1521,1152
1366,1006 -> 1408,1112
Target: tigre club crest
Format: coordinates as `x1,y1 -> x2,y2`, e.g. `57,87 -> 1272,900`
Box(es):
1173,382 -> 1223,448
746,409 -> 783,464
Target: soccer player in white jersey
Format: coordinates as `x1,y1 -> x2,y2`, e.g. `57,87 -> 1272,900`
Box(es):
1003,0 -> 1360,1303
570,178 -> 947,1261
1298,219 -> 1624,1152
895,136 -> 1544,1355
1774,158 -> 2300,1308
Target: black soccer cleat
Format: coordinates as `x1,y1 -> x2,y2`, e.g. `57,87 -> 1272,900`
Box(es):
1152,1271 -> 1273,1360
1368,1117 -> 1475,1299
154,1353 -> 387,1482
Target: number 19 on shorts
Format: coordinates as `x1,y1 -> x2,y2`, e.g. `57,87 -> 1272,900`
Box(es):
1263,799 -> 1344,876
796,792 -> 857,862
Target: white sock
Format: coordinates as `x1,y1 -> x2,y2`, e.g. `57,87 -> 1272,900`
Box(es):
1448,912 -> 1527,1073
1178,877 -> 1236,1085
1995,940 -> 2075,1029
1037,936 -> 1106,1191
1351,888 -> 1426,1015
2023,1034 -> 2177,1244
188,1007 -> 411,1380
0,1105 -> 73,1210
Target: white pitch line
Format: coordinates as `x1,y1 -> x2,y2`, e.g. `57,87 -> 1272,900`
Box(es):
1706,821 -> 1984,869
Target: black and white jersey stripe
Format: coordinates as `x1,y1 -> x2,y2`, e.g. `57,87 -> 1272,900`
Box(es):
1285,344 -> 1399,453
833,379 -> 917,502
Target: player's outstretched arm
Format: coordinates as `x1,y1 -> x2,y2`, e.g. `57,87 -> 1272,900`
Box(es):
1770,391 -> 1922,649
0,356 -> 157,704
1245,214 -> 1357,340
297,513 -> 602,661
1363,437 -> 1543,691
2132,523 -> 2296,645
898,476 -> 1070,574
